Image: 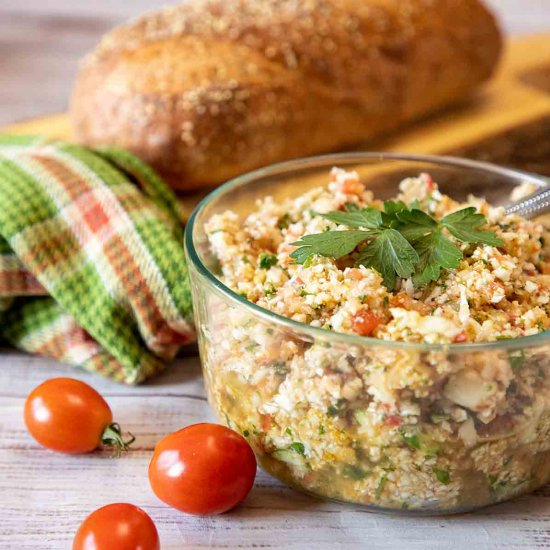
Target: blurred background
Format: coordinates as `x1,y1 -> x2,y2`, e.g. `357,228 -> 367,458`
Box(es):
0,0 -> 548,125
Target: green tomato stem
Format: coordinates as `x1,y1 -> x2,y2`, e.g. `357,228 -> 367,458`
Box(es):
101,422 -> 135,457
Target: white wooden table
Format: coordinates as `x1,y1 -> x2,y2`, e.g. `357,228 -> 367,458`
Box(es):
1,349 -> 549,549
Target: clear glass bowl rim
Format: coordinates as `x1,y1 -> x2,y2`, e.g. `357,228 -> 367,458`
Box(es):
185,151 -> 550,353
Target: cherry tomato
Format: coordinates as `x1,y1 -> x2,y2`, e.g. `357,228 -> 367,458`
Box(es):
352,309 -> 381,336
149,423 -> 257,515
24,377 -> 133,454
73,503 -> 159,550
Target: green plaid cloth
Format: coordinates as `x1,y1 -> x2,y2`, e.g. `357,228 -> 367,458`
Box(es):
0,135 -> 195,384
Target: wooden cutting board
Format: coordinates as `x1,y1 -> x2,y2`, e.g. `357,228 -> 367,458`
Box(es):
3,33 -> 549,218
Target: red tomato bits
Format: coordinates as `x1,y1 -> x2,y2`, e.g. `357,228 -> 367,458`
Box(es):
351,309 -> 381,337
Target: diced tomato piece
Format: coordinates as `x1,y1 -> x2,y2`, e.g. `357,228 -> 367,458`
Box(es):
260,414 -> 272,431
453,332 -> 468,343
352,309 -> 381,336
421,172 -> 435,191
385,415 -> 402,427
341,178 -> 365,195
346,268 -> 364,280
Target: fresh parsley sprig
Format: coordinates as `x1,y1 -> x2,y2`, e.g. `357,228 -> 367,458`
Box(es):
290,201 -> 503,290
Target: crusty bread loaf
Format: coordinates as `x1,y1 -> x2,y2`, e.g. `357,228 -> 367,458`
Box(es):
70,0 -> 502,192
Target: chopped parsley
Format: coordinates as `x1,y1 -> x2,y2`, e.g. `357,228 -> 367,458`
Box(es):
401,433 -> 421,450
375,473 -> 388,499
259,253 -> 277,269
289,442 -> 305,455
277,213 -> 291,229
433,468 -> 451,485
423,442 -> 440,458
342,464 -> 369,480
264,284 -> 277,297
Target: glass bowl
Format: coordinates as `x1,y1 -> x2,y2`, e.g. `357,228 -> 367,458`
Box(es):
184,153 -> 550,514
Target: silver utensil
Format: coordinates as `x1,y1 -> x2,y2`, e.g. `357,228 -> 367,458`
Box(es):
505,184 -> 550,218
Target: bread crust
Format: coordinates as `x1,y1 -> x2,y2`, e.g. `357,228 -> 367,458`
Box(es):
70,0 -> 502,191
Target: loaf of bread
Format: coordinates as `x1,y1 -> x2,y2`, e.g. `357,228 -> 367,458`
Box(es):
70,0 -> 502,192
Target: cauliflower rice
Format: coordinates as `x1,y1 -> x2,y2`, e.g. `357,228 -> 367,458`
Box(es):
199,169 -> 550,511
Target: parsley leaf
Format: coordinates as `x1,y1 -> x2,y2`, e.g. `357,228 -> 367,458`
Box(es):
322,207 -> 382,229
343,202 -> 361,212
412,231 -> 463,286
397,208 -> 437,242
442,208 -> 504,247
356,229 -> 418,290
288,193 -> 503,290
290,230 -> 371,264
398,207 -> 501,286
383,200 -> 409,217
382,200 -> 409,228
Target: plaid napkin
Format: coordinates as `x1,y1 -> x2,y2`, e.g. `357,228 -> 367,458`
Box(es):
0,135 -> 195,384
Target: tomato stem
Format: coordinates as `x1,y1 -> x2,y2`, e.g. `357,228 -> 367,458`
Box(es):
101,423 -> 135,457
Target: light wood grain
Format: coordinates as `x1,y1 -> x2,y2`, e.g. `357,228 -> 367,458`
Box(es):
0,351 -> 549,550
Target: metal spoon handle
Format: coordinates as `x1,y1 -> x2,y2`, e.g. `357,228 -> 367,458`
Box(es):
505,186 -> 550,219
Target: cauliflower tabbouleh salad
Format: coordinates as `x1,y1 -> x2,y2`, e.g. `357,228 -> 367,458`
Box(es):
200,169 -> 550,511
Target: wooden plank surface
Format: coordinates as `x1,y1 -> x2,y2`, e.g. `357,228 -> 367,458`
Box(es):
1,350 -> 549,550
